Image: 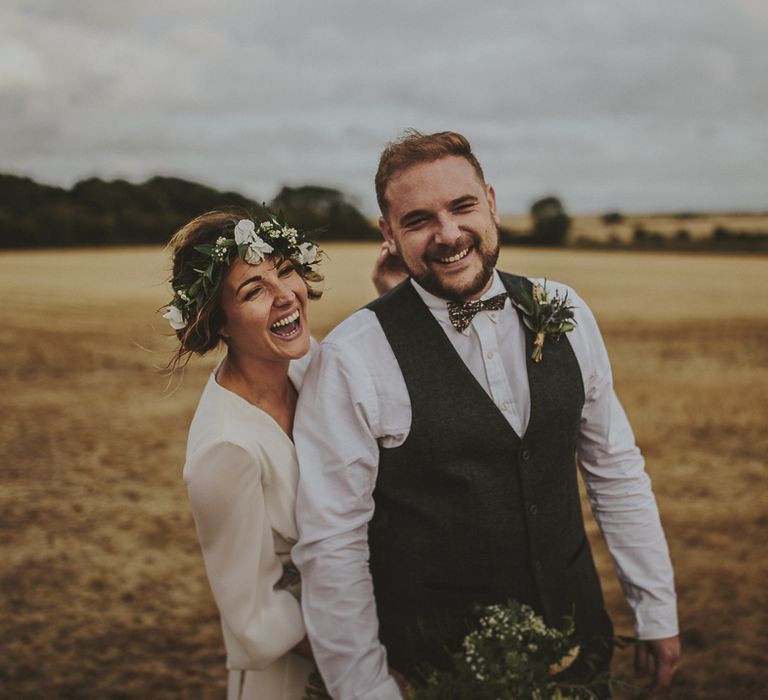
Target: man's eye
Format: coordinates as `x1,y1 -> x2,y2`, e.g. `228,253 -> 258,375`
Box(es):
454,202 -> 475,213
405,218 -> 428,229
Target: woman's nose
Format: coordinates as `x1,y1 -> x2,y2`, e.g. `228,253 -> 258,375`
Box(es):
273,280 -> 297,306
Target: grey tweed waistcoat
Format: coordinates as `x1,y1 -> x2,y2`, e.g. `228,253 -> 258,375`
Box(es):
365,272 -> 612,678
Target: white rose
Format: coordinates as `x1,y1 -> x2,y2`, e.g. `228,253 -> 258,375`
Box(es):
163,304 -> 185,330
234,219 -> 256,245
296,241 -> 318,265
244,236 -> 274,264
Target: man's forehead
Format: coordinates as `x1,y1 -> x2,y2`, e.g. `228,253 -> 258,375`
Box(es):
385,156 -> 485,213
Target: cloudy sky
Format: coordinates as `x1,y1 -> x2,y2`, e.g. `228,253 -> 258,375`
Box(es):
2,0 -> 766,215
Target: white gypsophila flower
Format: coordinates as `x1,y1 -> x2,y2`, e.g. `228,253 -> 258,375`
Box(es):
244,236 -> 274,264
295,241 -> 318,265
259,220 -> 276,232
163,304 -> 185,330
234,219 -> 256,245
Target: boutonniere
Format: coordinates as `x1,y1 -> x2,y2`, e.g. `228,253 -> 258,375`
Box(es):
510,281 -> 576,363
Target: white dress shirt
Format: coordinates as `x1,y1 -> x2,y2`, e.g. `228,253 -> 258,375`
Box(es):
293,271 -> 678,700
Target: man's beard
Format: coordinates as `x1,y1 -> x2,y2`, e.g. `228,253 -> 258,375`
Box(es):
402,227 -> 500,302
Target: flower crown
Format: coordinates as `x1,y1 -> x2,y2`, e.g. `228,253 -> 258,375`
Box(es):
163,211 -> 321,330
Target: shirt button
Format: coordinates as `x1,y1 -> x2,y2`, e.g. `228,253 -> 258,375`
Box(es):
521,449 -> 531,461
534,560 -> 542,573
487,350 -> 494,359
529,504 -> 538,515
490,313 -> 497,320
500,402 -> 508,412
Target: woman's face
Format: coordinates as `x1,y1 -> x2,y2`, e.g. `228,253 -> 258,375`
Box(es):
219,256 -> 310,364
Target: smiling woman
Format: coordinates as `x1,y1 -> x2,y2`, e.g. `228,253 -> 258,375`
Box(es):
162,209 -> 324,699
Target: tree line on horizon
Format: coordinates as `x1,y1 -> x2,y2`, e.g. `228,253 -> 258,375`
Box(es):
0,173 -> 576,249
0,174 -> 380,249
0,173 -> 765,251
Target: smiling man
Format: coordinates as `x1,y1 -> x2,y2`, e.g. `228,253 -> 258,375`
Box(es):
293,131 -> 680,699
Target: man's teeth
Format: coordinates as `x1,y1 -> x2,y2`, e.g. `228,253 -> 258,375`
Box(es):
271,310 -> 299,329
438,247 -> 470,263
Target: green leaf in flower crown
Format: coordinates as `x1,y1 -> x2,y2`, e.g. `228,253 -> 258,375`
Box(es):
194,244 -> 214,255
204,264 -> 214,282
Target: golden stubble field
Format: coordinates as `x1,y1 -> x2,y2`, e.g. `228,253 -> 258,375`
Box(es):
1,244 -> 766,699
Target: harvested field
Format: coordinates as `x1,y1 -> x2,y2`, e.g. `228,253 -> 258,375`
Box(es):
1,245 -> 766,699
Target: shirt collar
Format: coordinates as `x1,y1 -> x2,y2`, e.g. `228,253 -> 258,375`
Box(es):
410,270 -> 507,334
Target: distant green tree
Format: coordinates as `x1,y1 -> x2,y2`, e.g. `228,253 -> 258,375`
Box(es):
602,211 -> 624,225
270,185 -> 377,241
530,196 -> 570,246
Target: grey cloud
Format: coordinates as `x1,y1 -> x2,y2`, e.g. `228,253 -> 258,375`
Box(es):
1,0 -> 766,215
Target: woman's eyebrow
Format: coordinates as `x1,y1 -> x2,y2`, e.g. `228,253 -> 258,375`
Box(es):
236,275 -> 262,294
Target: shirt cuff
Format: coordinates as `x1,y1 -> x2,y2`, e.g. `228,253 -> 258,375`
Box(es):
352,675 -> 403,700
634,599 -> 679,640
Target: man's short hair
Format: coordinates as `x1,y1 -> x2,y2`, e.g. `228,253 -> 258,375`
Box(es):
375,130 -> 486,217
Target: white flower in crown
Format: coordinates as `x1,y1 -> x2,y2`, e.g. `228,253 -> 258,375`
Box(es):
295,241 -> 319,265
244,236 -> 274,264
163,304 -> 185,330
234,219 -> 257,245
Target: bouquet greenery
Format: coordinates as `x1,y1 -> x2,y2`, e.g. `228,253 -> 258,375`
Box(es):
305,601 -> 620,700
413,601 -> 603,699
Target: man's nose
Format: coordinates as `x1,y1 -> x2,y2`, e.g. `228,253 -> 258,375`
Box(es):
433,213 -> 462,246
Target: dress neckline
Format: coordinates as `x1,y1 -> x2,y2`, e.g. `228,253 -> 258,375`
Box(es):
210,369 -> 297,446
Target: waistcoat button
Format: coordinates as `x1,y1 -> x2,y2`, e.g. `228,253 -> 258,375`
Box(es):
529,504 -> 538,515
521,449 -> 531,461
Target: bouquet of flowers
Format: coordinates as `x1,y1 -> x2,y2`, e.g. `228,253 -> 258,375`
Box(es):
413,601 -> 603,700
305,601 -> 617,700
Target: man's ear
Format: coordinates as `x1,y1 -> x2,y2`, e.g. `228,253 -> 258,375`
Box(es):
378,216 -> 398,255
486,184 -> 500,225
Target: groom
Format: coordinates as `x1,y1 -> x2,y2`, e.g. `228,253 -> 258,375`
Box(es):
293,130 -> 680,699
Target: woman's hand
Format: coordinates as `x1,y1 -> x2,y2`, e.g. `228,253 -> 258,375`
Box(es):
372,243 -> 409,296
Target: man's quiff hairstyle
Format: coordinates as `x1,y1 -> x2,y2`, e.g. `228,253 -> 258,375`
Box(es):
375,129 -> 486,217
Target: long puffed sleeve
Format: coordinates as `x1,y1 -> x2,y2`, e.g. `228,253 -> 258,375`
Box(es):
185,440 -> 306,670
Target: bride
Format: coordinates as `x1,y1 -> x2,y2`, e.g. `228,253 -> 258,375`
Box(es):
163,210 -> 403,700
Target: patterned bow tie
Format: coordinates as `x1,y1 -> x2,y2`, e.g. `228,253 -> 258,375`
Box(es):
446,293 -> 508,333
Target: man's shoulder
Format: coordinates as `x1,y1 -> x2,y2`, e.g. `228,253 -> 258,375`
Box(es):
320,306 -> 385,350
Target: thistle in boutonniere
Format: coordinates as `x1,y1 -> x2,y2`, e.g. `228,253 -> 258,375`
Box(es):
510,281 -> 577,363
